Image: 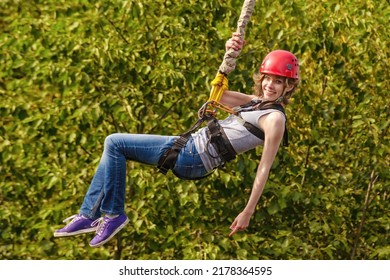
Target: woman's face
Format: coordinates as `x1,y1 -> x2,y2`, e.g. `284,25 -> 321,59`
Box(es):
261,74 -> 288,101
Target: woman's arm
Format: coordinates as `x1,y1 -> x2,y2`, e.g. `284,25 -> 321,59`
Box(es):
229,112 -> 285,236
220,90 -> 256,108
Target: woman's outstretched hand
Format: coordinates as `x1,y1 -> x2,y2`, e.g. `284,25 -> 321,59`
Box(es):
225,32 -> 246,52
229,211 -> 253,237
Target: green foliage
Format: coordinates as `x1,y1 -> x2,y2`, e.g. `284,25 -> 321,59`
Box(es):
1,0 -> 388,260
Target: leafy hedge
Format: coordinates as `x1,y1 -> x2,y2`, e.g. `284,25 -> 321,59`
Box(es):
1,0 -> 388,259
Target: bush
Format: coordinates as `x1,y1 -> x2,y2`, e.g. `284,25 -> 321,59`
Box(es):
1,0 -> 388,259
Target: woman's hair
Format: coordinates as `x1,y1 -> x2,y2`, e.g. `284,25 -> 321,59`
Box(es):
253,73 -> 300,105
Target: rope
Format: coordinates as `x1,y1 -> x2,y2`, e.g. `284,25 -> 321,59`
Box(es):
218,0 -> 256,75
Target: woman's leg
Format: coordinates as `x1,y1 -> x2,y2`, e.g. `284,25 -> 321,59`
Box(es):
80,133 -> 177,218
55,133 -> 208,243
78,152 -> 106,219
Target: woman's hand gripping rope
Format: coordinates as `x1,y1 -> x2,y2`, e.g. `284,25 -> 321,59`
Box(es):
225,32 -> 246,52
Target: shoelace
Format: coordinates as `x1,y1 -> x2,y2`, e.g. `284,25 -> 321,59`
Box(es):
62,214 -> 82,228
91,217 -> 105,236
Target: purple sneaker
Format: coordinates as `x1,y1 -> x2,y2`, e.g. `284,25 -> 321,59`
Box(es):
89,214 -> 129,247
54,214 -> 99,237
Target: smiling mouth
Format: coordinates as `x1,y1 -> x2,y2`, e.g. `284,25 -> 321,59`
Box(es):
264,89 -> 276,95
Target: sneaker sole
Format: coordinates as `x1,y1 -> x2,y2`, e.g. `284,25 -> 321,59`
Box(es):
54,227 -> 98,237
89,218 -> 129,247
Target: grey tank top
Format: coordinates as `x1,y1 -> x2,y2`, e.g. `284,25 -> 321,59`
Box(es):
192,109 -> 286,172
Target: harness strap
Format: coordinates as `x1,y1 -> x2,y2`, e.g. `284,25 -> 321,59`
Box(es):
243,121 -> 289,146
157,134 -> 189,175
239,102 -> 289,147
157,117 -> 207,175
206,118 -> 237,163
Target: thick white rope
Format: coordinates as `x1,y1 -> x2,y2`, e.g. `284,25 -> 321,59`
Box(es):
218,0 -> 256,75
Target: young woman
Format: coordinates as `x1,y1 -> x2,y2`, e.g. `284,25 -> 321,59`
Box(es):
54,33 -> 300,247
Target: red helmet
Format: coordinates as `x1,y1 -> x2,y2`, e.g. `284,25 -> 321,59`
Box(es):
260,50 -> 299,79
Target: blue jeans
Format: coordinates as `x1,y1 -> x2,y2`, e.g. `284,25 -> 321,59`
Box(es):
80,133 -> 208,219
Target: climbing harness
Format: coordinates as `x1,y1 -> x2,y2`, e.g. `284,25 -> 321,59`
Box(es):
157,99 -> 289,176
156,110 -> 236,176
